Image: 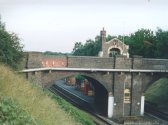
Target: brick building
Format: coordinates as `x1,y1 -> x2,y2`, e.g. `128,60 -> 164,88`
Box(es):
99,28 -> 129,58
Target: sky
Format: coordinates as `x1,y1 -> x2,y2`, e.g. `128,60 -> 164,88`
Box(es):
0,0 -> 168,53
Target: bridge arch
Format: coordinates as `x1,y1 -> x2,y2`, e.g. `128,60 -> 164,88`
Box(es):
42,72 -> 109,116
76,74 -> 108,115
40,71 -> 111,92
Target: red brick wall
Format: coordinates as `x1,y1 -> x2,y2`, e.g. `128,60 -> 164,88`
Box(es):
41,57 -> 67,67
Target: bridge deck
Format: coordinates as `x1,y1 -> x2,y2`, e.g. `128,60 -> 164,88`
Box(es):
21,67 -> 168,73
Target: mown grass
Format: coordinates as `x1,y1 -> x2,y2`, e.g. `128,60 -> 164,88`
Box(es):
145,78 -> 168,107
0,64 -> 79,125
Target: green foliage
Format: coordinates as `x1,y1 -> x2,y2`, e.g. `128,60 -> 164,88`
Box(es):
72,37 -> 101,56
75,74 -> 85,81
0,96 -> 36,125
45,89 -> 95,125
155,28 -> 168,58
126,29 -> 156,58
43,51 -> 71,56
145,78 -> 168,106
0,18 -> 24,69
72,28 -> 168,59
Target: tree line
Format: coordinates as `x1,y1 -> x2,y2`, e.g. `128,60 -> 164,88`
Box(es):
72,28 -> 168,59
0,18 -> 23,69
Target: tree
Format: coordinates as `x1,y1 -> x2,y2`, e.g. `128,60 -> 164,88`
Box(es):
72,28 -> 168,59
43,51 -> 71,56
155,28 -> 168,58
128,29 -> 156,58
72,36 -> 101,56
0,18 -> 24,69
72,42 -> 84,55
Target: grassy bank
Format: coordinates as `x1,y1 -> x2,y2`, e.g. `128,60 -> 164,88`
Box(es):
44,89 -> 95,125
145,78 -> 168,107
0,96 -> 36,124
0,64 -> 79,125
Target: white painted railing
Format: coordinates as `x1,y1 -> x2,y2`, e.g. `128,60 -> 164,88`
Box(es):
21,67 -> 168,73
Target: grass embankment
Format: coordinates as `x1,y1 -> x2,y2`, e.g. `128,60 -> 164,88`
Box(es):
0,64 -> 94,125
0,97 -> 36,124
44,89 -> 95,125
145,78 -> 168,108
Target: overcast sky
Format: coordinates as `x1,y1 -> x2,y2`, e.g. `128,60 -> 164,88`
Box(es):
0,0 -> 168,52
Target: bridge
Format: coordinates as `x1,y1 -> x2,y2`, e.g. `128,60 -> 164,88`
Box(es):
22,67 -> 168,73
21,29 -> 168,121
21,53 -> 168,120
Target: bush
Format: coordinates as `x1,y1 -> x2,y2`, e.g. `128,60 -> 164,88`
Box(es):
0,96 -> 36,125
0,18 -> 24,69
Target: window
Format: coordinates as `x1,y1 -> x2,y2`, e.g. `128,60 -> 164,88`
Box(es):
109,48 -> 120,57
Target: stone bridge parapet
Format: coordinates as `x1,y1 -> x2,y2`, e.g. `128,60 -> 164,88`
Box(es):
24,52 -> 168,70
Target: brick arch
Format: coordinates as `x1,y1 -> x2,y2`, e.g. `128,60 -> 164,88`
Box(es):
40,71 -> 109,116
79,74 -> 108,93
40,71 -> 110,92
107,47 -> 123,57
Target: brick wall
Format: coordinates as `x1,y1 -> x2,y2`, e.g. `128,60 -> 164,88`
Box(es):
115,55 -> 132,69
41,57 -> 67,67
67,56 -> 115,68
25,52 -> 168,70
143,58 -> 168,70
27,52 -> 42,68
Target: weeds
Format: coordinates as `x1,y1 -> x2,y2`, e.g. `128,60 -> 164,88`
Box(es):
0,96 -> 36,125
